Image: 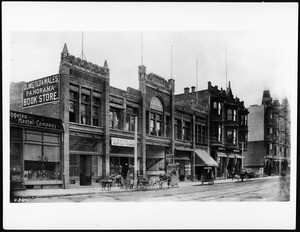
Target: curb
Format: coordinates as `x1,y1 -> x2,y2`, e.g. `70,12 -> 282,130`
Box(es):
11,176 -> 281,200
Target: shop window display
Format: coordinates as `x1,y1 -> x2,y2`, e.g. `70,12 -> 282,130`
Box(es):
23,130 -> 61,181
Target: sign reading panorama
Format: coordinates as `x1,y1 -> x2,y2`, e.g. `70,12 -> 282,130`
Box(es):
23,74 -> 59,108
111,137 -> 135,147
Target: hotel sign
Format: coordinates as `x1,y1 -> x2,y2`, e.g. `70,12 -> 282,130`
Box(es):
10,111 -> 62,130
111,137 -> 135,147
23,74 -> 59,108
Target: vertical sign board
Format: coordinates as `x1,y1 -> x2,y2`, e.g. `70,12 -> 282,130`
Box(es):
23,74 -> 59,108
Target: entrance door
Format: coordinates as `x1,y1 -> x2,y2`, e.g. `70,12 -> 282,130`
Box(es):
178,161 -> 185,181
80,155 -> 92,186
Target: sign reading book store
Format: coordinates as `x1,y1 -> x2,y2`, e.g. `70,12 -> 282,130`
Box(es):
23,74 -> 59,107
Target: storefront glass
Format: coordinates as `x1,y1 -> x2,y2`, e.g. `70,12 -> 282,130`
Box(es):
23,130 -> 61,181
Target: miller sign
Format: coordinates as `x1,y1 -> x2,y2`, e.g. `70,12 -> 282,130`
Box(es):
23,74 -> 59,108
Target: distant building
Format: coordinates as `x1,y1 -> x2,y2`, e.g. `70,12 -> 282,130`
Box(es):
244,90 -> 290,175
175,81 -> 249,179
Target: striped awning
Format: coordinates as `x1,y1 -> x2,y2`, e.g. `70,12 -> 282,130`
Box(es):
195,149 -> 218,167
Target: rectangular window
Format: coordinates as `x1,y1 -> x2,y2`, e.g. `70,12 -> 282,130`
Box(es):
227,129 -> 233,144
81,91 -> 91,125
149,112 -> 163,137
195,123 -> 201,143
183,121 -> 191,141
201,123 -> 206,144
125,114 -> 136,132
227,109 -> 233,121
156,114 -> 162,136
23,130 -> 61,181
218,125 -> 222,142
233,110 -> 237,121
109,108 -> 123,130
218,103 -> 222,115
175,118 -> 182,140
69,89 -> 79,123
150,113 -> 155,135
69,154 -> 79,177
233,129 -> 237,144
92,94 -> 101,127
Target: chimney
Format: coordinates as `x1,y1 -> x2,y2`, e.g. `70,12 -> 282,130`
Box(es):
191,86 -> 195,93
184,87 -> 190,94
208,81 -> 211,88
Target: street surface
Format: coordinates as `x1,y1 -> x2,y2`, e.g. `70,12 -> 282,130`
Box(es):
26,176 -> 290,203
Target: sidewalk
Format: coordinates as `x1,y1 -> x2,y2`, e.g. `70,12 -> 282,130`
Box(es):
11,175 -> 280,199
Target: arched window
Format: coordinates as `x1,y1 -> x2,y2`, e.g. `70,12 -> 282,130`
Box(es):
150,96 -> 163,112
227,109 -> 233,121
213,102 -> 218,109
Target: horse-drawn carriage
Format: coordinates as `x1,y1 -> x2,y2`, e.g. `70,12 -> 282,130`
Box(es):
200,167 -> 214,185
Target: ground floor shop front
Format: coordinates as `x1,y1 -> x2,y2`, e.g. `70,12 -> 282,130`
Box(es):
213,151 -> 243,179
10,111 -> 63,190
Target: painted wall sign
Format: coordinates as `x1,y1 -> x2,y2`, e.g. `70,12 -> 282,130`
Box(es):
111,137 -> 135,147
10,111 -> 62,130
23,74 -> 59,107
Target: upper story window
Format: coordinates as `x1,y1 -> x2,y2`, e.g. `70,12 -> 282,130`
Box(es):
227,109 -> 233,121
218,125 -> 222,142
69,85 -> 102,126
80,89 -> 91,125
195,122 -> 206,144
213,101 -> 222,115
92,92 -> 102,127
175,118 -> 182,140
150,96 -> 163,112
69,88 -> 79,123
109,107 -> 123,130
125,106 -> 138,132
226,129 -> 237,144
147,97 -> 164,137
233,109 -> 237,121
182,120 -> 191,141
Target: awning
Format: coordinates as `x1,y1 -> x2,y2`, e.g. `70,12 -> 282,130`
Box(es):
228,154 -> 235,158
217,152 -> 227,158
235,154 -> 243,159
195,149 -> 218,167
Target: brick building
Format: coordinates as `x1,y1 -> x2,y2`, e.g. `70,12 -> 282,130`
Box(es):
244,90 -> 290,175
175,81 -> 249,179
10,43 -> 214,189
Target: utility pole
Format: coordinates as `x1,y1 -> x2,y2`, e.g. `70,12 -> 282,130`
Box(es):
134,116 -> 138,189
241,141 -> 244,169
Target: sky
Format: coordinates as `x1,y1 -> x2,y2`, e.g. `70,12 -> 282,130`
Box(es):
3,2 -> 298,230
9,30 -> 295,108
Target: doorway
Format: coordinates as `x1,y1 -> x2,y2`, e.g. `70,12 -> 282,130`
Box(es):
80,155 -> 92,186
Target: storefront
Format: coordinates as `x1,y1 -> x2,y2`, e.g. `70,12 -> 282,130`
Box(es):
110,137 -> 141,179
146,145 -> 167,177
194,149 -> 218,180
69,132 -> 103,187
174,148 -> 192,181
10,111 -> 63,190
216,152 -> 227,179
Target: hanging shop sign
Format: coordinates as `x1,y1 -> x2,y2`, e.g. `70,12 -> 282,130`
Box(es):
166,154 -> 174,163
111,137 -> 135,147
10,111 -> 62,130
23,74 -> 59,108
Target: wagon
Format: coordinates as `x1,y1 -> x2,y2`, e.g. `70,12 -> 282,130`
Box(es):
200,167 -> 214,185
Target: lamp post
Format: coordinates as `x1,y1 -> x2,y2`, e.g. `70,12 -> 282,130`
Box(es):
134,116 -> 138,189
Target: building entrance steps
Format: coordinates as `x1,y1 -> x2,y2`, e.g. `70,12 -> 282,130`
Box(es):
10,175 -> 280,200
